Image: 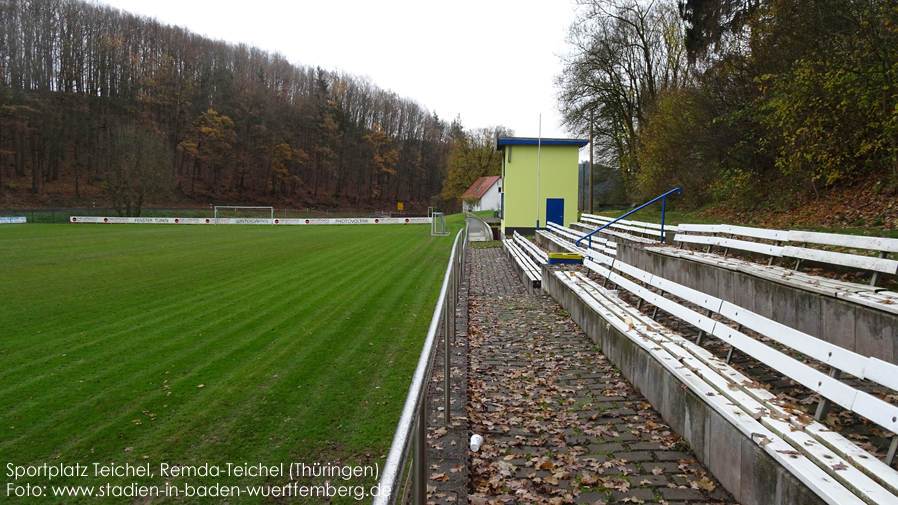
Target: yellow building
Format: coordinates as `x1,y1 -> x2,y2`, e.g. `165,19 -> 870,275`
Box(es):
495,136 -> 588,236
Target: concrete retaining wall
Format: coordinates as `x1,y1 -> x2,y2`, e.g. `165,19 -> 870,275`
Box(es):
617,243 -> 898,365
542,267 -> 826,505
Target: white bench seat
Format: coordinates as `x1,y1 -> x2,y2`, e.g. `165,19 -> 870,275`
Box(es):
580,218 -> 660,244
503,238 -> 540,289
648,243 -> 896,309
581,213 -> 680,236
788,230 -> 898,254
535,226 -> 615,258
556,268 -> 898,503
536,230 -> 582,254
586,255 -> 898,424
674,232 -> 784,257
513,232 -> 548,266
835,290 -> 898,316
572,221 -> 656,245
546,222 -> 617,257
670,224 -> 898,290
783,245 -> 898,275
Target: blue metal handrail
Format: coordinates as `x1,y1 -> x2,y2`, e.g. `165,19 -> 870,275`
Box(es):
575,187 -> 682,250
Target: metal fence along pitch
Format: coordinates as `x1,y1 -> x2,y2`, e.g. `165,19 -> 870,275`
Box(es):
374,227 -> 467,505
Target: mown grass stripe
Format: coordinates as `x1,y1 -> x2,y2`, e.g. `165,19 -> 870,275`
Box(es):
0,219 -> 464,503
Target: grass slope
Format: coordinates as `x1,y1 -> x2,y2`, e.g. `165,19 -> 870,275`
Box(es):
0,218 -> 462,503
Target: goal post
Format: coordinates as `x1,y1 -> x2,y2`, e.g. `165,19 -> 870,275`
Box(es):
213,206 -> 274,225
431,212 -> 450,236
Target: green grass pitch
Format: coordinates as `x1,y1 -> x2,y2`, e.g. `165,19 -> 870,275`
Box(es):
0,216 -> 464,503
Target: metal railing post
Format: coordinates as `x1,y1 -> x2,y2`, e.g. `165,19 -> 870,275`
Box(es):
660,195 -> 668,243
576,188 -> 681,247
452,263 -> 458,340
412,404 -> 426,505
444,270 -> 452,424
452,255 -> 458,344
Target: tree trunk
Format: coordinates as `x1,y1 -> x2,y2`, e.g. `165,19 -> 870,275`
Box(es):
191,159 -> 198,196
15,131 -> 25,177
30,131 -> 41,195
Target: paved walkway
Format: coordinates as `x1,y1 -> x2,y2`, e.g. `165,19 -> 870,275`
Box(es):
428,246 -> 738,505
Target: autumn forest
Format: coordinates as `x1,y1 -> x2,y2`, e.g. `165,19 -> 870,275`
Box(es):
0,0 -> 467,215
3,0 -> 898,219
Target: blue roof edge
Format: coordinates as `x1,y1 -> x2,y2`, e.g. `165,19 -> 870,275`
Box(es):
495,137 -> 589,150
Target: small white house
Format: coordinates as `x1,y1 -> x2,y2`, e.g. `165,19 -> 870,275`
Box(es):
461,175 -> 501,212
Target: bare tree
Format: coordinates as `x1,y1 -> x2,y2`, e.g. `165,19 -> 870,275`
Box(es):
557,0 -> 687,195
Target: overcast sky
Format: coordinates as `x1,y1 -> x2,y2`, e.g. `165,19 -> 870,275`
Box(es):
99,0 -> 579,140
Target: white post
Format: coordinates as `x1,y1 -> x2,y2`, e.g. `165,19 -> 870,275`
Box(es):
536,114 -> 541,230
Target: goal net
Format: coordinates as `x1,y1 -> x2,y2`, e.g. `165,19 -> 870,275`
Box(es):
213,206 -> 274,225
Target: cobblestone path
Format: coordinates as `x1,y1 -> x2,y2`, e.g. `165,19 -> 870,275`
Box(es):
462,247 -> 738,505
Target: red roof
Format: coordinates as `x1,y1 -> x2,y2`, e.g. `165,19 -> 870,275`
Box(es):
460,176 -> 501,199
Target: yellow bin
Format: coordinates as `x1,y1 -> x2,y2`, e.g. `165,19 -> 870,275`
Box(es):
547,252 -> 583,264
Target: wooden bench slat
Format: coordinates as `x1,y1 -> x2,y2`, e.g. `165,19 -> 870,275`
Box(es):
788,230 -> 898,253
580,217 -> 661,242
711,324 -> 854,410
602,222 -> 659,237
852,391 -> 898,433
585,258 -> 719,334
678,223 -> 720,233
598,228 -> 656,244
514,232 -> 548,265
660,337 -> 898,502
549,222 -> 610,244
780,423 -> 898,503
735,263 -> 879,296
837,292 -> 898,315
504,240 -> 540,281
650,276 -> 725,314
580,213 -> 680,233
718,224 -> 790,242
537,230 -> 579,252
713,323 -> 898,433
610,257 -> 654,284
783,246 -> 898,275
538,230 -> 618,258
618,219 -> 680,233
546,224 -> 617,256
803,422 -> 898,496
717,301 -> 869,378
864,358 -> 898,392
571,273 -> 645,334
569,222 -> 596,232
580,213 -> 612,222
668,224 -> 898,290
675,233 -> 784,257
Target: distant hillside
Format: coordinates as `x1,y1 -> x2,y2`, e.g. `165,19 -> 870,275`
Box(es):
0,0 -> 452,215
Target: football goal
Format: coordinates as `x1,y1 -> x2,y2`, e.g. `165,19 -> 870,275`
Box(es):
431,212 -> 450,236
213,206 -> 274,225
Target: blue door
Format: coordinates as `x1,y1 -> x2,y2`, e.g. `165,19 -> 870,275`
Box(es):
546,198 -> 564,227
